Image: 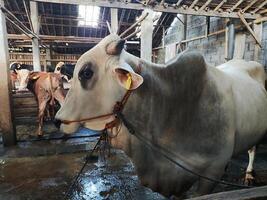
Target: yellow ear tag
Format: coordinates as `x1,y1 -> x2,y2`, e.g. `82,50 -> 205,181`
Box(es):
125,73 -> 132,90
32,76 -> 38,80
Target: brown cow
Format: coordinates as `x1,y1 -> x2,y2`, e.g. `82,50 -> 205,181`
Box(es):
17,70 -> 65,136
10,71 -> 17,91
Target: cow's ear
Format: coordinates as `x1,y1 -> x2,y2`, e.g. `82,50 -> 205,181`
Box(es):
106,39 -> 125,55
113,63 -> 143,90
29,72 -> 41,80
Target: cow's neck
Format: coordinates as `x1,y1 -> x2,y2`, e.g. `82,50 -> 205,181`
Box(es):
116,51 -> 208,169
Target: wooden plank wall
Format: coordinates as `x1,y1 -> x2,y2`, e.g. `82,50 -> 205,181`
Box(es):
12,92 -> 38,124
10,52 -> 46,65
9,52 -> 80,69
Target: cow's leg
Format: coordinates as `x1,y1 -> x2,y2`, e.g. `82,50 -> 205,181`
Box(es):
244,146 -> 256,185
38,98 -> 50,136
194,165 -> 225,196
45,106 -> 51,121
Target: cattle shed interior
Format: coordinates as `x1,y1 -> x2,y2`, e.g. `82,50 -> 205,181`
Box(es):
0,0 -> 267,199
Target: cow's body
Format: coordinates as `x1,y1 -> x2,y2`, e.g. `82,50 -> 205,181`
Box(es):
10,62 -> 65,135
110,52 -> 267,196
56,35 -> 267,198
28,72 -> 65,136
10,71 -> 17,91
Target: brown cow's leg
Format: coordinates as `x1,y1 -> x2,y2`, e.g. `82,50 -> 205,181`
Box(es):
38,98 -> 50,136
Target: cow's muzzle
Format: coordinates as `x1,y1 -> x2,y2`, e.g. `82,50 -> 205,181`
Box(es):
54,119 -> 62,129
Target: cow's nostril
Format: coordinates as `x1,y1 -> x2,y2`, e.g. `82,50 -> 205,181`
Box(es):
54,119 -> 62,129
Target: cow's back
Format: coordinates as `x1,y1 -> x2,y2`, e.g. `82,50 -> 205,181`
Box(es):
217,60 -> 267,154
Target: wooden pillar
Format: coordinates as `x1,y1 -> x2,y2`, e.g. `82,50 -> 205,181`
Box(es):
30,1 -> 41,71
253,23 -> 262,61
110,8 -> 118,34
46,45 -> 52,70
0,0 -> 16,146
141,9 -> 153,61
233,33 -> 246,59
225,19 -> 235,60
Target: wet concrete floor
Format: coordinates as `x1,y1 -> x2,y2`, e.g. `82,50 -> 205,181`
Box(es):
1,123 -> 267,200
0,149 -> 165,200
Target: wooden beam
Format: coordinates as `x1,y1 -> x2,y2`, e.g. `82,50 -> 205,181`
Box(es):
8,34 -> 102,43
230,0 -> 244,12
189,185 -> 267,200
23,0 -> 34,32
214,0 -> 227,11
176,0 -> 183,7
0,0 -> 16,146
237,12 -> 261,48
0,5 -> 39,39
32,0 -> 257,19
259,8 -> 267,14
242,0 -> 259,12
5,16 -> 33,39
252,0 -> 267,13
199,0 -> 213,11
254,16 -> 267,24
189,0 -> 199,9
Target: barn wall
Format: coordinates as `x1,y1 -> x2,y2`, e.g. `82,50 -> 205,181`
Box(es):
9,52 -> 79,71
157,15 -> 267,70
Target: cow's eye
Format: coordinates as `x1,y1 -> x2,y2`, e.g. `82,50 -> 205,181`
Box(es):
79,66 -> 93,80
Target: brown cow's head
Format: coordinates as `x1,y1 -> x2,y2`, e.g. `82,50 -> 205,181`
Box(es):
15,69 -> 31,91
55,34 -> 143,134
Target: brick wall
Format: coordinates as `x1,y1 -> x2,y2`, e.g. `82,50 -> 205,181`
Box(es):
157,15 -> 267,70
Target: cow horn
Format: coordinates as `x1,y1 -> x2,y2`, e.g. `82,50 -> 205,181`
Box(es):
106,39 -> 125,55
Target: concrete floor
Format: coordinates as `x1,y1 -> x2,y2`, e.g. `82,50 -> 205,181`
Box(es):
1,123 -> 267,200
0,149 -> 165,200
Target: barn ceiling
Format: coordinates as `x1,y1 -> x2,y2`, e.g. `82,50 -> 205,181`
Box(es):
3,0 -> 267,54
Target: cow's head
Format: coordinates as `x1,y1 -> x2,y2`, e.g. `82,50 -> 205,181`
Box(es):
15,69 -> 31,91
55,34 -> 143,134
10,62 -> 33,91
54,62 -> 65,74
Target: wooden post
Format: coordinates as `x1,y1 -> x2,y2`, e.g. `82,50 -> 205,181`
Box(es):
30,1 -> 41,71
141,9 -> 153,61
46,45 -> 52,71
225,19 -> 235,60
253,23 -> 262,61
233,33 -> 246,59
110,8 -> 118,34
0,0 -> 16,146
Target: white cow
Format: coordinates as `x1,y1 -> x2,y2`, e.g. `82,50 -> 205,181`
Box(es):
56,34 -> 267,198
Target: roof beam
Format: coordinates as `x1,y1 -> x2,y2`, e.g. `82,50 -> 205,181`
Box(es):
199,0 -> 213,11
230,0 -> 244,12
214,0 -> 227,11
23,0 -> 34,32
237,12 -> 261,48
189,0 -> 199,9
8,34 -> 102,43
252,0 -> 267,14
242,0 -> 259,12
32,0 -> 258,19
